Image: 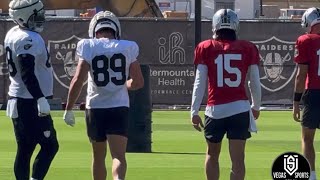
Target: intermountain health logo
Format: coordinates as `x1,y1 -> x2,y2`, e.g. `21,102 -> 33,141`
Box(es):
158,32 -> 186,64
48,35 -> 82,88
252,36 -> 297,92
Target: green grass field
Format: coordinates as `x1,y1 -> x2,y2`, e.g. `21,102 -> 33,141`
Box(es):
1,111 -> 320,180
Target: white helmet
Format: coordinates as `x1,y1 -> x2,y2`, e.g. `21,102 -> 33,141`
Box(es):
212,9 -> 239,33
88,11 -> 121,39
301,7 -> 320,33
9,0 -> 45,33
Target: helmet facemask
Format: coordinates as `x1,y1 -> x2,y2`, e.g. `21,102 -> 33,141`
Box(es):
301,7 -> 320,33
27,8 -> 45,32
9,0 -> 45,33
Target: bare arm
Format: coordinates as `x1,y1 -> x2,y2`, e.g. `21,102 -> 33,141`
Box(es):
126,61 -> 144,90
65,59 -> 89,110
292,64 -> 308,122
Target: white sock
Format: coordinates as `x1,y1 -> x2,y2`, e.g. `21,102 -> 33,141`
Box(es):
310,171 -> 317,180
30,178 -> 38,180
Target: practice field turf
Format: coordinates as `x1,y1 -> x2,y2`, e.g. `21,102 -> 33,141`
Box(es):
1,111 -> 320,180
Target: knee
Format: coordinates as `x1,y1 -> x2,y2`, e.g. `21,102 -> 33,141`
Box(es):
206,148 -> 220,161
111,152 -> 127,164
113,155 -> 126,163
206,153 -> 219,163
50,139 -> 59,153
43,140 -> 59,156
231,161 -> 245,172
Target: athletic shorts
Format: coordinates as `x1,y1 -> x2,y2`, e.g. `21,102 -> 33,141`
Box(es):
204,111 -> 251,143
12,98 -> 57,144
301,89 -> 320,129
85,107 -> 129,142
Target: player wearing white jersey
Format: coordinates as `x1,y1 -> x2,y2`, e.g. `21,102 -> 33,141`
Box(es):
4,0 -> 59,180
63,11 -> 144,180
6,26 -> 53,99
78,38 -> 139,109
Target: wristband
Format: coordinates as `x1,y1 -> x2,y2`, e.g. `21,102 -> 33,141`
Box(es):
293,92 -> 303,102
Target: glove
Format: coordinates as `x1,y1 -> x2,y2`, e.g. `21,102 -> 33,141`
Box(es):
63,110 -> 75,127
37,97 -> 50,117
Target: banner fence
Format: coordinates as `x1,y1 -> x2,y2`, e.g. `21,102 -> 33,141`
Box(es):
0,18 -> 303,105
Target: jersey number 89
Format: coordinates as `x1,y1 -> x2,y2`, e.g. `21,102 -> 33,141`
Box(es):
92,53 -> 126,87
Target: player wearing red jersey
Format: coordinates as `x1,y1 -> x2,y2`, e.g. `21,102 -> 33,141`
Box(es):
293,7 -> 320,180
190,9 -> 261,180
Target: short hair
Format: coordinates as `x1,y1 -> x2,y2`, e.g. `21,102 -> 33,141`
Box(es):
96,27 -> 116,37
214,29 -> 237,41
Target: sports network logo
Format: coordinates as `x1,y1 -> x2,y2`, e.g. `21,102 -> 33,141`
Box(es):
284,154 -> 298,176
272,152 -> 310,180
252,36 -> 297,92
48,35 -> 83,88
158,32 -> 185,64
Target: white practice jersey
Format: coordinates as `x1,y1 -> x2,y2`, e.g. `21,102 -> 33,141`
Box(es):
4,26 -> 53,99
77,38 -> 139,109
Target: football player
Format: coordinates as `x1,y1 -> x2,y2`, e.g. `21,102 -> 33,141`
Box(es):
293,7 -> 320,180
4,0 -> 59,180
190,9 -> 261,180
63,11 -> 144,180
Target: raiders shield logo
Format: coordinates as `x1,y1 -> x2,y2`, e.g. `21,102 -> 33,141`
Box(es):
43,130 -> 51,138
48,35 -> 82,88
252,36 -> 297,92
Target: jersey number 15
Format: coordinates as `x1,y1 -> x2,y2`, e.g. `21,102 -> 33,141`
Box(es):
215,54 -> 242,87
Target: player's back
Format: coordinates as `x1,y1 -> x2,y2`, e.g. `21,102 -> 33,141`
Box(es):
295,34 -> 320,89
195,39 -> 259,105
77,38 -> 139,109
4,26 -> 52,99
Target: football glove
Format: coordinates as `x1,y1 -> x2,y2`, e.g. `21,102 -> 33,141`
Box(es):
63,110 -> 75,127
37,97 -> 50,117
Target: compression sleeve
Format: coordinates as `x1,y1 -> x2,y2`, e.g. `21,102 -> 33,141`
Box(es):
248,64 -> 261,111
19,54 -> 44,99
191,64 -> 208,117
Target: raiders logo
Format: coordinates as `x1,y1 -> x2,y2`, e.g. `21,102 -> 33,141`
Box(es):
43,130 -> 51,138
252,36 -> 297,92
48,35 -> 82,88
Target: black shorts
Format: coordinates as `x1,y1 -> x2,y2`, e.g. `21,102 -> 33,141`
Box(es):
301,89 -> 320,129
204,111 -> 251,143
85,107 -> 129,142
12,98 -> 57,144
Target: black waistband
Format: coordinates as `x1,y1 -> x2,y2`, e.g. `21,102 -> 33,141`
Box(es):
8,95 -> 53,100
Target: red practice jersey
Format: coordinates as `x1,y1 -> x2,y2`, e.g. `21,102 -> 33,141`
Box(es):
294,34 -> 320,89
194,39 -> 260,106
